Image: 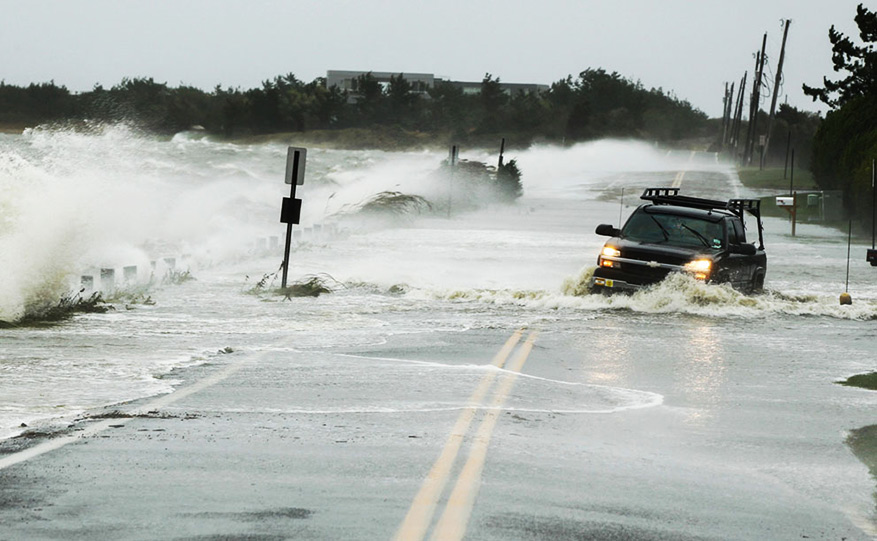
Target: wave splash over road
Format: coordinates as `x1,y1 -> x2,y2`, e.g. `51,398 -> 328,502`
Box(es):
408,268 -> 877,321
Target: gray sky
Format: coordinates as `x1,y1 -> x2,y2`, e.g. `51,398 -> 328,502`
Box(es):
1,0 -> 866,117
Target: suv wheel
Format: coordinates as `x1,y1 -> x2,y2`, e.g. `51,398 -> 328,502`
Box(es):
751,272 -> 765,293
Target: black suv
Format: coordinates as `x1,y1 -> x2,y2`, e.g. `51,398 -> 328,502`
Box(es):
591,188 -> 766,293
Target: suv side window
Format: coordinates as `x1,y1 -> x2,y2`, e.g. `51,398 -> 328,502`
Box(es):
728,218 -> 746,245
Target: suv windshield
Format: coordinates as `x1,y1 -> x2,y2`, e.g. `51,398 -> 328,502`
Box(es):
622,210 -> 724,249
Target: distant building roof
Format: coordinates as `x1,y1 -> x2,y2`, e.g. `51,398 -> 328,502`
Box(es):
327,70 -> 435,94
326,70 -> 547,97
439,80 -> 549,96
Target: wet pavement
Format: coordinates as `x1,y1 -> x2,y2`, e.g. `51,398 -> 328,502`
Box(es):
1,321 -> 874,540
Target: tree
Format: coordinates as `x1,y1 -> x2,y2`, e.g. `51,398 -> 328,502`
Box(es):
810,96 -> 877,219
805,3 -> 877,227
803,3 -> 877,109
386,74 -> 421,128
478,73 -> 507,132
353,72 -> 384,123
426,81 -> 470,133
495,158 -> 523,201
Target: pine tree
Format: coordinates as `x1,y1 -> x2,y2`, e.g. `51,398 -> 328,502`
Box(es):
803,3 -> 877,109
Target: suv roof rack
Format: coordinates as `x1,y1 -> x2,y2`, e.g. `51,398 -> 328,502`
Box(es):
640,188 -> 764,250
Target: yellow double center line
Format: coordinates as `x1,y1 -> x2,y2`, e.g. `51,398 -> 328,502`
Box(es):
671,151 -> 695,188
394,329 -> 539,541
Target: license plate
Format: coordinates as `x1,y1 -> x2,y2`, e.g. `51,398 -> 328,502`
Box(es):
605,279 -> 614,287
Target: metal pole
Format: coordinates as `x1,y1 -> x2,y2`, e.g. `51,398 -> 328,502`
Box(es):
281,181 -> 296,289
846,220 -> 852,292
280,147 -> 306,290
447,145 -> 457,218
783,131 -> 791,179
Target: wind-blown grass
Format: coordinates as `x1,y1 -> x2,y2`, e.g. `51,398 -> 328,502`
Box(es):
245,268 -> 342,298
0,290 -> 109,328
838,372 -> 877,390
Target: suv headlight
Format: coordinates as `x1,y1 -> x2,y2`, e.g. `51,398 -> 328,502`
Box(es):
684,258 -> 712,280
599,246 -> 621,268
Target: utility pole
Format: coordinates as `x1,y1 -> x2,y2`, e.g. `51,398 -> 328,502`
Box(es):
746,33 -> 768,165
721,82 -> 730,148
724,82 -> 735,147
721,83 -> 736,149
744,52 -> 760,164
731,71 -> 747,156
763,19 -> 792,167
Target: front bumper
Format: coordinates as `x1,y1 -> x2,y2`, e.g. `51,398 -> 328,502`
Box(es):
590,275 -> 643,292
591,255 -> 684,292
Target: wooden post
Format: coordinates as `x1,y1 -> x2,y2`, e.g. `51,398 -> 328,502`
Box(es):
498,138 -> 505,169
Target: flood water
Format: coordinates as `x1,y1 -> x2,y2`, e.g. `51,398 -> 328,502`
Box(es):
1,126 -> 876,537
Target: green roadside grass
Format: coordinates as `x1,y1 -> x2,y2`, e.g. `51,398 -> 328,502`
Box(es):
736,166 -> 818,191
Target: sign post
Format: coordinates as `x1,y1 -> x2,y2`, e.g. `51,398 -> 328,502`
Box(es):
447,145 -> 458,218
280,147 -> 306,289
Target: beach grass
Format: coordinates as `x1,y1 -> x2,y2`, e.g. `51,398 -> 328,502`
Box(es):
838,372 -> 877,391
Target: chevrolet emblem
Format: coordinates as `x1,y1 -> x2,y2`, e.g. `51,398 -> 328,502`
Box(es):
647,261 -> 660,268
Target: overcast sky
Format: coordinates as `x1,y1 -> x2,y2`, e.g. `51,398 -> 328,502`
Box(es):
1,0 -> 866,117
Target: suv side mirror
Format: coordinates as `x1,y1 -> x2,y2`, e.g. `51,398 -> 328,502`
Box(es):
730,243 -> 757,255
595,224 -> 622,237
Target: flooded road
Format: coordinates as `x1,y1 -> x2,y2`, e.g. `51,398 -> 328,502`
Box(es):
1,129 -> 876,538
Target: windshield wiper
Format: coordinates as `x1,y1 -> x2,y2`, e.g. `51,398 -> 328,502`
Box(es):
649,215 -> 670,242
680,224 -> 711,247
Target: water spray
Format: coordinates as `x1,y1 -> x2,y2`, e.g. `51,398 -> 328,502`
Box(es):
840,219 -> 853,305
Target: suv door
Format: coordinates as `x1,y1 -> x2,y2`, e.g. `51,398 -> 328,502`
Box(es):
725,217 -> 757,287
